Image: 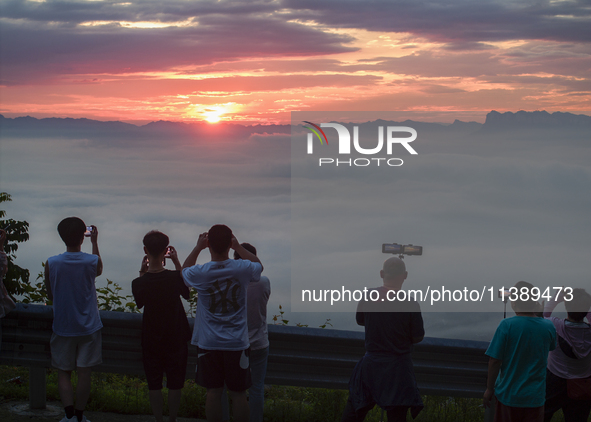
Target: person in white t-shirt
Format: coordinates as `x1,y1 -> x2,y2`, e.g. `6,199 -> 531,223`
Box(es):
182,224 -> 262,422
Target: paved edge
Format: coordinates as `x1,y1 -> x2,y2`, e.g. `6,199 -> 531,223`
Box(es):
1,401 -> 208,422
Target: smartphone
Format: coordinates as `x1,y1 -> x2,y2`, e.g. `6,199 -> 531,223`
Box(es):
382,243 -> 404,254
84,226 -> 93,237
403,245 -> 423,256
382,243 -> 423,256
164,247 -> 172,258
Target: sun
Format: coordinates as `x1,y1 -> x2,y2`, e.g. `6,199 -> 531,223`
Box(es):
204,112 -> 221,123
191,103 -> 241,123
202,106 -> 226,123
202,107 -> 224,123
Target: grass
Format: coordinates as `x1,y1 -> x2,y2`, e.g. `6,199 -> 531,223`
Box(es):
0,365 -> 575,421
0,366 -> 206,417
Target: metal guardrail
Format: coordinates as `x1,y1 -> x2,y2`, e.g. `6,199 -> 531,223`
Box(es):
266,324 -> 490,398
0,304 -> 490,407
0,304 -> 198,378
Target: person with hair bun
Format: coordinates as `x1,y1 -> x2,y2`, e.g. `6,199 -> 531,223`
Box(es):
132,230 -> 190,422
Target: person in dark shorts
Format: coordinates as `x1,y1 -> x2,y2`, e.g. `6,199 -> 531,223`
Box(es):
182,225 -> 262,422
341,256 -> 425,422
132,230 -> 191,422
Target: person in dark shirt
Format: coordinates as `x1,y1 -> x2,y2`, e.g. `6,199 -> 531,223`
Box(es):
341,257 -> 425,422
132,231 -> 191,422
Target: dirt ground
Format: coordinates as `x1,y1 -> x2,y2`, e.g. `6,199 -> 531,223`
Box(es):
0,400 -> 207,422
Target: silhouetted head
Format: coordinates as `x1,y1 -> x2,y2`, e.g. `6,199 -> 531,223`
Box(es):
565,288 -> 591,322
143,230 -> 169,257
57,217 -> 85,248
511,281 -> 541,313
234,242 -> 256,259
208,224 -> 232,255
380,257 -> 408,287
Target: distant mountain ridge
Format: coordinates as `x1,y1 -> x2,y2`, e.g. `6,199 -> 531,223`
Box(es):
0,114 -> 291,140
484,110 -> 591,129
1,110 -> 589,138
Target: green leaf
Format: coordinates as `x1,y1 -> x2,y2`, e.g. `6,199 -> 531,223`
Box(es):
1,192 -> 31,297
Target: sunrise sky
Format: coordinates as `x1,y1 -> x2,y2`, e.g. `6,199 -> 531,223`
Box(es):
1,1 -> 591,338
1,0 -> 590,124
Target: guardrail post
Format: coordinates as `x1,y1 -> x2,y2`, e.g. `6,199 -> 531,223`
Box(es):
29,367 -> 47,409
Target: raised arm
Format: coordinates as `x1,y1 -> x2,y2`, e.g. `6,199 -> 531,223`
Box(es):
168,246 -> 182,271
232,236 -> 263,271
183,233 -> 208,269
543,288 -> 566,318
90,225 -> 103,277
139,255 -> 149,277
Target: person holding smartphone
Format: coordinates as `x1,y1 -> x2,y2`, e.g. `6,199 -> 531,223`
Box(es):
45,217 -> 103,422
132,231 -> 191,422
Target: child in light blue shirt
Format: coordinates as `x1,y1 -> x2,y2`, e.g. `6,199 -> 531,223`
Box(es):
484,281 -> 556,421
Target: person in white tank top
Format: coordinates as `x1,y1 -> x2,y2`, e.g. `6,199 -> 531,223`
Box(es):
45,217 -> 103,422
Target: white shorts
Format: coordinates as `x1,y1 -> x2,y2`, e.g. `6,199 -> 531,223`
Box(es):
50,330 -> 102,371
